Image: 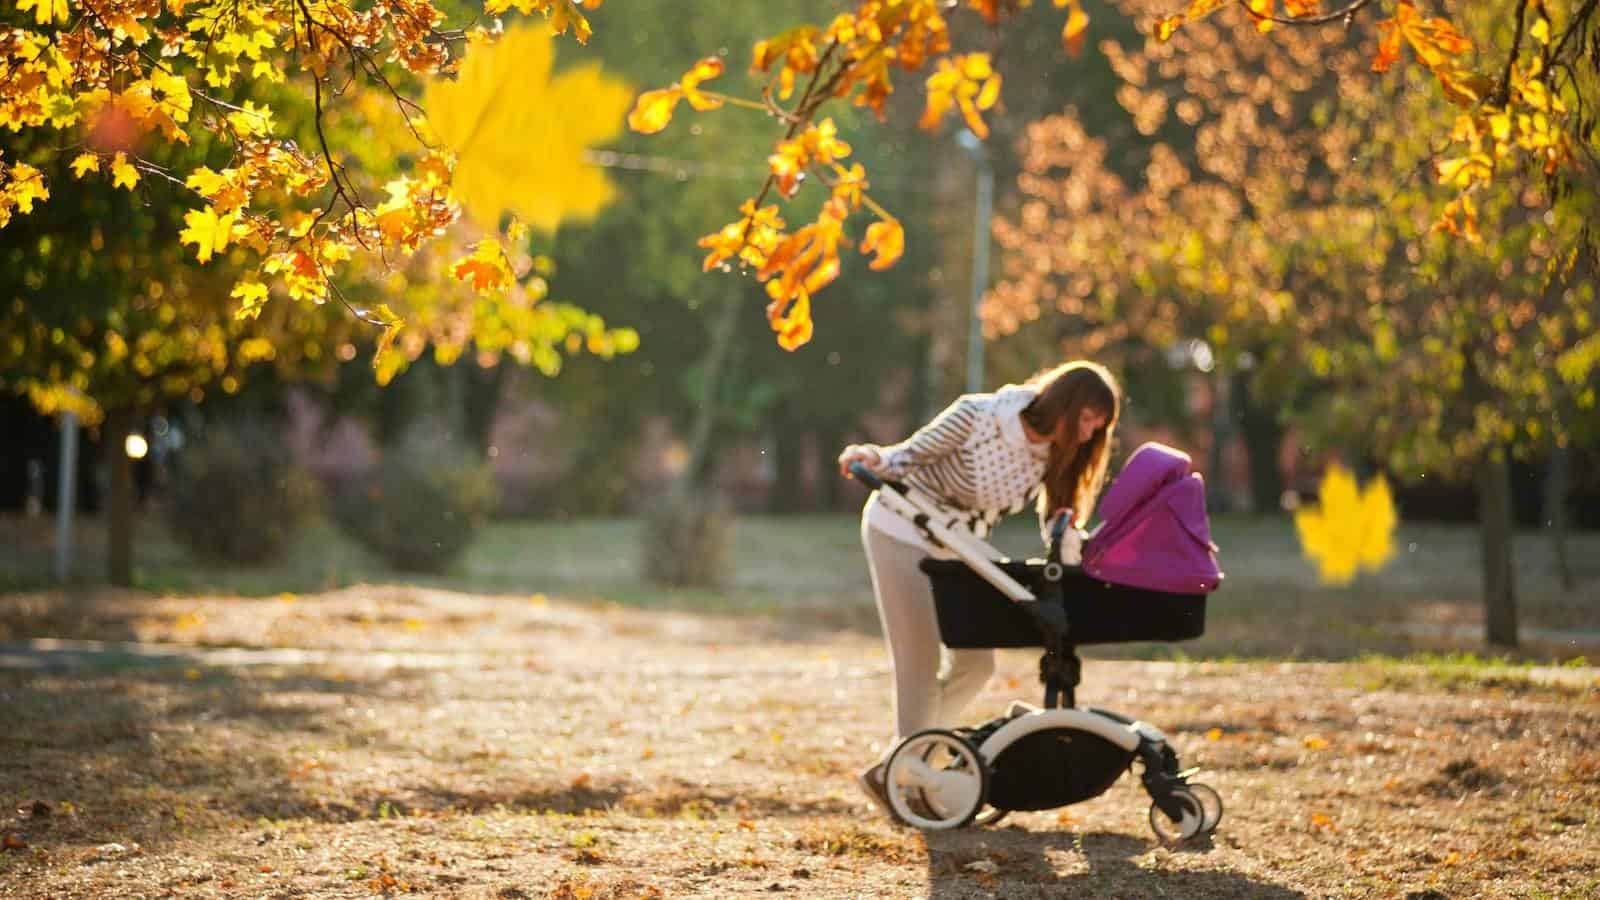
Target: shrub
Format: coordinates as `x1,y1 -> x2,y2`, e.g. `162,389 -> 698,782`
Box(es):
641,488 -> 734,587
167,422 -> 319,564
332,434 -> 496,573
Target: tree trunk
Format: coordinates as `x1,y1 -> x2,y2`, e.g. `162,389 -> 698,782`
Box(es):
1546,442 -> 1574,592
460,363 -> 507,457
1206,370 -> 1234,514
1476,450 -> 1519,647
683,291 -> 741,489
103,408 -> 134,587
816,424 -> 845,512
767,401 -> 805,514
1236,371 -> 1285,515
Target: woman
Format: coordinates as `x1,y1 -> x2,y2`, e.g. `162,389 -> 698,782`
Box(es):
837,360 -> 1121,820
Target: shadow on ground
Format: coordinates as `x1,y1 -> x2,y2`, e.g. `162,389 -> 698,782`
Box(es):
925,829 -> 1303,899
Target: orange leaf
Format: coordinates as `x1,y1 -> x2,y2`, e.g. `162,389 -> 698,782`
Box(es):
1154,15 -> 1183,41
451,241 -> 513,292
1283,0 -> 1320,16
968,0 -> 1006,24
774,290 -> 813,351
627,87 -> 682,134
1372,13 -> 1404,72
861,218 -> 904,271
681,57 -> 725,111
1248,0 -> 1274,32
1182,0 -> 1228,22
1061,2 -> 1089,56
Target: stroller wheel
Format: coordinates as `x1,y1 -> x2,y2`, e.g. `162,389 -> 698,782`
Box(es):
1148,786 -> 1205,845
884,729 -> 989,831
1185,782 -> 1223,833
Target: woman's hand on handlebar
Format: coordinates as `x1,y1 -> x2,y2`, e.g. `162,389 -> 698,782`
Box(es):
838,444 -> 883,478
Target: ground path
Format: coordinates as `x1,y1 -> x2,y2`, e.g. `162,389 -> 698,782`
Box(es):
2,585 -> 1597,898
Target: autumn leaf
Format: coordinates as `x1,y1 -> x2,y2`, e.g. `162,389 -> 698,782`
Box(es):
3,163 -> 47,215
231,279 -> 270,320
1372,1 -> 1471,73
451,239 -> 515,292
1283,0 -> 1320,16
1059,0 -> 1089,56
1293,463 -> 1398,585
860,218 -> 904,271
179,206 -> 238,263
628,87 -> 682,134
922,53 -> 1001,138
485,0 -> 597,43
110,153 -> 139,190
680,57 -> 725,111
425,25 -> 631,232
1247,0 -> 1275,33
70,153 -> 99,178
16,0 -> 67,26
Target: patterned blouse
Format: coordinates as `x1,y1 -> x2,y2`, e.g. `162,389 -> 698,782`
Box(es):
865,385 -> 1049,547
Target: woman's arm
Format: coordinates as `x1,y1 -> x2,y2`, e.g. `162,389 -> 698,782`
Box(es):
872,397 -> 982,478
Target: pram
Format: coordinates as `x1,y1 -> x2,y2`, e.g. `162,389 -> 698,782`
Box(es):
849,443 -> 1223,843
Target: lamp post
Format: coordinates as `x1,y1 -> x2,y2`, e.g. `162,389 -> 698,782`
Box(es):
956,128 -> 993,394
55,410 -> 78,582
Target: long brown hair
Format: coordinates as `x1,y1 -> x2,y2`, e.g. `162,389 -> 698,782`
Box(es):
1020,361 -> 1121,527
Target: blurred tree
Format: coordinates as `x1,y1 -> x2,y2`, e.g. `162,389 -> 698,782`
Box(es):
987,1 -> 1599,646
0,123 -> 354,584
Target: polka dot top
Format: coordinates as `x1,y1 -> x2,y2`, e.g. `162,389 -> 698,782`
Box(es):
864,385 -> 1049,548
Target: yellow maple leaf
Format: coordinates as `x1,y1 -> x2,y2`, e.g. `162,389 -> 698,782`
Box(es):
231,279 -> 270,320
17,0 -> 67,25
1293,463 -> 1399,585
451,239 -> 514,292
4,163 -> 48,214
424,25 -> 631,232
70,153 -> 100,178
179,206 -> 238,263
110,153 -> 139,191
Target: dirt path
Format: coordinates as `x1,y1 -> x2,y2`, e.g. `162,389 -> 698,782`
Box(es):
2,586 -> 1597,898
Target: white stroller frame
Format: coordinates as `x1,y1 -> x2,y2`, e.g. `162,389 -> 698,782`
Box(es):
853,463 -> 1222,842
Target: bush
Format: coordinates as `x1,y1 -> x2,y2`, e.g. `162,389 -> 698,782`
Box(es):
332,434 -> 496,573
168,422 -> 319,564
641,488 -> 734,587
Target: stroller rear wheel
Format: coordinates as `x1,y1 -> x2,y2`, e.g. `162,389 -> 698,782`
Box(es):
884,729 -> 989,831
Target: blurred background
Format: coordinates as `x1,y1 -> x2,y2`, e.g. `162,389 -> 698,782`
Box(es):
2,0 -> 1596,659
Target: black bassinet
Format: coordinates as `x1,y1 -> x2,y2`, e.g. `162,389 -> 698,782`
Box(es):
920,558 -> 1206,648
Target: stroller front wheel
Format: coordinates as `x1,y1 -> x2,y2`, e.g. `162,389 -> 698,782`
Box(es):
1184,781 -> 1223,833
1148,786 -> 1206,844
884,729 -> 989,831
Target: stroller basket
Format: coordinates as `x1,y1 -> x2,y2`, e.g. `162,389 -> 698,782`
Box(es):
920,558 -> 1206,648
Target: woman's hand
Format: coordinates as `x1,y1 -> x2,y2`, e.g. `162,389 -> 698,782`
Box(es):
837,444 -> 883,478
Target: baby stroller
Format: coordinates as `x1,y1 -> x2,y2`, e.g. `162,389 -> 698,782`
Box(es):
849,442 -> 1224,843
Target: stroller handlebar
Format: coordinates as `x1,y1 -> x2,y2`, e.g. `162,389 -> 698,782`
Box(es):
848,461 -> 890,491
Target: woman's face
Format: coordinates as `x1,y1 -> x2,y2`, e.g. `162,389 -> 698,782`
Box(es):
1066,406 -> 1109,446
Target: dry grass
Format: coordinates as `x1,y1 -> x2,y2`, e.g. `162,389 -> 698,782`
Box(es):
2,585 -> 1598,898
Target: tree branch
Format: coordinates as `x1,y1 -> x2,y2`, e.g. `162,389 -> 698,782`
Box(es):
1238,0 -> 1381,27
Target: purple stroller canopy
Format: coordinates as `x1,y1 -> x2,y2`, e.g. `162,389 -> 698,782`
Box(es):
1082,442 -> 1223,595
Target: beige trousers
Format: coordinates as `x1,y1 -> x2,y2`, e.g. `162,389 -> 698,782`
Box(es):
861,514 -> 996,744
